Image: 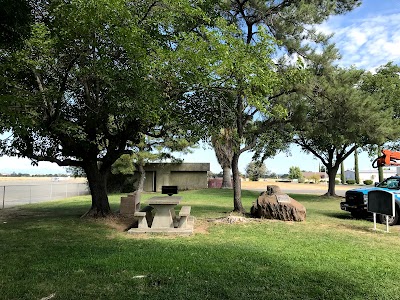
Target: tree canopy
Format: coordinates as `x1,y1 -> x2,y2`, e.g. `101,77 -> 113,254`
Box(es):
293,67 -> 398,196
245,161 -> 267,181
0,0 -> 367,215
0,0 -> 32,49
288,166 -> 303,180
194,0 -> 360,211
0,0 -> 210,216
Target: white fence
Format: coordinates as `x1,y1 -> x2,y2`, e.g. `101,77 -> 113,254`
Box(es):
1,182 -> 89,209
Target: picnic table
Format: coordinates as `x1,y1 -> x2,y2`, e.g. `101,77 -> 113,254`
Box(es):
147,196 -> 181,228
128,195 -> 194,235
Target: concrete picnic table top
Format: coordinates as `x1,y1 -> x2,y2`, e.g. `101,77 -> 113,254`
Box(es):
147,196 -> 181,205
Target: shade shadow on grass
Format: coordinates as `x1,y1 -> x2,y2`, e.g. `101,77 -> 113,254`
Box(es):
3,190 -> 400,299
0,212 -> 394,300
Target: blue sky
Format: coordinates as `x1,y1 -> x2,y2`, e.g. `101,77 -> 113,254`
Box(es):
182,0 -> 400,174
1,0 -> 400,175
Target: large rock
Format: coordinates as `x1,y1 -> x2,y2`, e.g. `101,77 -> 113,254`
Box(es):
251,186 -> 306,221
265,185 -> 282,195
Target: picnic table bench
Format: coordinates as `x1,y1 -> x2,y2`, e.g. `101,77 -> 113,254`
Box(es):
178,206 -> 191,228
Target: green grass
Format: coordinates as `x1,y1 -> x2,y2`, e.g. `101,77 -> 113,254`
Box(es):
1,189 -> 400,299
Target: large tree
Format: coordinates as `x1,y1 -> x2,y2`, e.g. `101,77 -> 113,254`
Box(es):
361,62 -> 400,177
294,67 -> 397,196
245,161 -> 267,181
0,0 -> 208,216
202,0 -> 360,212
178,21 -> 302,212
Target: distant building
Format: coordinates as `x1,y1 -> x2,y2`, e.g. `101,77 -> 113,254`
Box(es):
344,167 -> 400,183
134,163 -> 210,192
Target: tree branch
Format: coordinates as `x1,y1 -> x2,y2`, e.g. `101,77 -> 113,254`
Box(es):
294,137 -> 328,166
138,1 -> 158,25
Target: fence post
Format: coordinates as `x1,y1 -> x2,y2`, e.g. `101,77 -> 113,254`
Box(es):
29,186 -> 32,204
66,184 -> 68,198
2,186 -> 5,209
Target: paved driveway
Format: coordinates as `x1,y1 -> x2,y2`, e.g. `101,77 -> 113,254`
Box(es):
241,181 -> 358,197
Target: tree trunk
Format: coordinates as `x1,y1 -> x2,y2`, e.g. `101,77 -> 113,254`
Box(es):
232,153 -> 245,213
82,161 -> 111,217
135,163 -> 146,192
221,166 -> 232,188
378,166 -> 384,182
326,166 -> 339,196
340,162 -> 345,184
354,149 -> 359,184
378,146 -> 384,182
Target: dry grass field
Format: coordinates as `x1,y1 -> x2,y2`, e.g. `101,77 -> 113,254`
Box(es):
240,179 -> 352,192
0,176 -> 86,183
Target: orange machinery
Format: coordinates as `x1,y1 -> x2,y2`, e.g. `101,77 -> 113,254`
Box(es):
373,150 -> 400,168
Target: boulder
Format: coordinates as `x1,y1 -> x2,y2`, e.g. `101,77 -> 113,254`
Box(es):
251,187 -> 306,221
265,185 -> 282,195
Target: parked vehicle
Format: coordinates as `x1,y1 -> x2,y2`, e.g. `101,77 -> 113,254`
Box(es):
340,176 -> 400,225
341,149 -> 400,225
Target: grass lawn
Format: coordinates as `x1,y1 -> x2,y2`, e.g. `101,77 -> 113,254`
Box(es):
1,189 -> 400,300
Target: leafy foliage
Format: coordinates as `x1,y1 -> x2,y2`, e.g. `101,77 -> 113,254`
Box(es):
0,0 -> 210,215
0,0 -> 32,49
288,166 -> 303,180
361,63 -> 400,164
201,0 -> 360,211
307,173 -> 321,183
245,161 -> 267,181
293,67 -> 398,195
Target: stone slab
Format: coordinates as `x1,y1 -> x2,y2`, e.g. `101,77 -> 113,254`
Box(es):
147,196 -> 181,205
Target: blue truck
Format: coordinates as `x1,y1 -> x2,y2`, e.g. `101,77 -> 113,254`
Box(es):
340,176 -> 400,225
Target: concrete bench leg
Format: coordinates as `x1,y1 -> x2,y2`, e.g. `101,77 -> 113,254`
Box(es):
134,212 -> 148,229
178,216 -> 188,228
178,205 -> 191,229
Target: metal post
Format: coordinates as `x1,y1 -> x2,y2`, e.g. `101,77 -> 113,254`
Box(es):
77,183 -> 80,196
50,184 -> 53,200
373,213 -> 376,231
66,184 -> 68,198
29,186 -> 32,204
2,186 -> 5,209
386,215 -> 389,233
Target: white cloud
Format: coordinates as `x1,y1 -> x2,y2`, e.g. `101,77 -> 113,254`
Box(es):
320,13 -> 400,70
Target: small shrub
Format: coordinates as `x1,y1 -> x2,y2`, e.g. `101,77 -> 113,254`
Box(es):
346,179 -> 356,185
298,177 -> 305,183
363,180 -> 373,185
307,174 -> 321,183
329,180 -> 341,185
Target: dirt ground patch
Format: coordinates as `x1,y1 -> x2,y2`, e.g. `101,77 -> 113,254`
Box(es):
240,180 -> 353,191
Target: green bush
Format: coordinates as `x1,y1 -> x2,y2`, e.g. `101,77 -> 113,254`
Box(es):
346,179 -> 356,185
307,174 -> 321,183
107,173 -> 137,193
363,180 -> 373,185
298,177 -> 305,183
